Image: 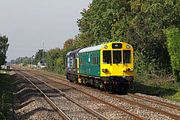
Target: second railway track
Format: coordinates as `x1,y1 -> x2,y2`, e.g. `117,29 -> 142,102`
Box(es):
36,69 -> 180,111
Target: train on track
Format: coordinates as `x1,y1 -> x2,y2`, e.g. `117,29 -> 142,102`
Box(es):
66,42 -> 134,94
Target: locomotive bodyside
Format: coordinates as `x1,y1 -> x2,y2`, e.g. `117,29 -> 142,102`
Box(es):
78,45 -> 102,77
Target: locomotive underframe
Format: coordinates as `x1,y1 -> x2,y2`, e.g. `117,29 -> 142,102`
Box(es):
66,72 -> 133,94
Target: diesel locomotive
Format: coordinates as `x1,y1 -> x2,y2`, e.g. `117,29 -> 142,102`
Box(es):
66,42 -> 134,93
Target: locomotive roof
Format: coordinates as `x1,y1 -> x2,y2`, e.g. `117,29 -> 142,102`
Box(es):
78,44 -> 103,53
66,51 -> 72,56
67,48 -> 82,56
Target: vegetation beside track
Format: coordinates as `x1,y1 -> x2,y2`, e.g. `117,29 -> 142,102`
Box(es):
132,74 -> 180,102
0,72 -> 13,120
0,35 -> 9,67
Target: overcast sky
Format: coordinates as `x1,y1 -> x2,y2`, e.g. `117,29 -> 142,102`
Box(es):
0,0 -> 92,61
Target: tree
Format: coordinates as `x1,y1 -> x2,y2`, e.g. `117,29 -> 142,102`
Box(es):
0,35 -> 9,66
12,57 -> 31,65
127,0 -> 179,69
77,0 -> 179,74
63,38 -> 75,49
45,48 -> 63,72
166,27 -> 180,81
78,0 -> 131,44
34,49 -> 46,64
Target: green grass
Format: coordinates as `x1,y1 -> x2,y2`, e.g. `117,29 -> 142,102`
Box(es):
165,92 -> 180,102
162,83 -> 180,102
0,72 -> 13,120
132,74 -> 180,102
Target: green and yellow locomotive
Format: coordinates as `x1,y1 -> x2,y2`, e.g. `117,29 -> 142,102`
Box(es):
66,42 -> 134,93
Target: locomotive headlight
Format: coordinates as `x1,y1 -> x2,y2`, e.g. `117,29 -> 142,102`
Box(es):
130,68 -> 134,71
102,68 -> 109,73
104,45 -> 108,49
127,68 -> 134,71
123,68 -> 134,72
126,45 -> 131,49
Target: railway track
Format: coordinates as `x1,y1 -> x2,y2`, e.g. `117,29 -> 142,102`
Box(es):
21,70 -> 143,120
108,94 -> 180,120
16,71 -> 71,120
35,69 -> 180,108
13,66 -> 180,119
128,93 -> 180,111
15,70 -> 108,120
30,69 -> 180,120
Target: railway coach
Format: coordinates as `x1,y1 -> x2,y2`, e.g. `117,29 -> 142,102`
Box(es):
66,42 -> 134,93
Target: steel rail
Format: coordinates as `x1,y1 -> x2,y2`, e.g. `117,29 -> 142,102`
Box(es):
42,70 -> 180,111
19,70 -> 109,120
27,70 -> 143,120
31,70 -> 180,120
16,71 -> 71,120
36,70 -> 180,109
128,93 -> 180,111
107,94 -> 180,120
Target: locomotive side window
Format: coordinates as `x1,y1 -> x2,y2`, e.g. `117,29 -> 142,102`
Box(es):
103,50 -> 112,64
123,50 -> 131,63
92,57 -> 98,64
92,52 -> 99,64
113,50 -> 122,64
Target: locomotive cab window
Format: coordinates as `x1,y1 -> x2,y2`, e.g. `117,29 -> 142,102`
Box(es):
103,50 -> 112,64
113,50 -> 122,64
123,50 -> 131,63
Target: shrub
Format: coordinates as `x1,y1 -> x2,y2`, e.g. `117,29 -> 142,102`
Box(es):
166,27 -> 180,82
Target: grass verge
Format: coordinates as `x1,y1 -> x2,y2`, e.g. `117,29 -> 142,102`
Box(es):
132,74 -> 180,102
0,72 -> 13,120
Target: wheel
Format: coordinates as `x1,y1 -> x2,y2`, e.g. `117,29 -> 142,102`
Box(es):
121,87 -> 128,95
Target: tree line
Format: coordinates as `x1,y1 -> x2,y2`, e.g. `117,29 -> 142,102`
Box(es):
15,0 -> 179,81
0,35 -> 9,67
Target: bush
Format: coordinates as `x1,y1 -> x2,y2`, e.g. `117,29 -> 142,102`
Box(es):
0,74 -> 13,119
166,27 -> 180,82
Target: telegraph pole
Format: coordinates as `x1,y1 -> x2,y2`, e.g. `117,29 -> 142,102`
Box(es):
42,42 -> 44,60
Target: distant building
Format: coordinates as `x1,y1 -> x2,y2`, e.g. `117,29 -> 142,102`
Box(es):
37,59 -> 46,68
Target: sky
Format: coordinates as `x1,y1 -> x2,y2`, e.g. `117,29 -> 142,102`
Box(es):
0,0 -> 92,61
